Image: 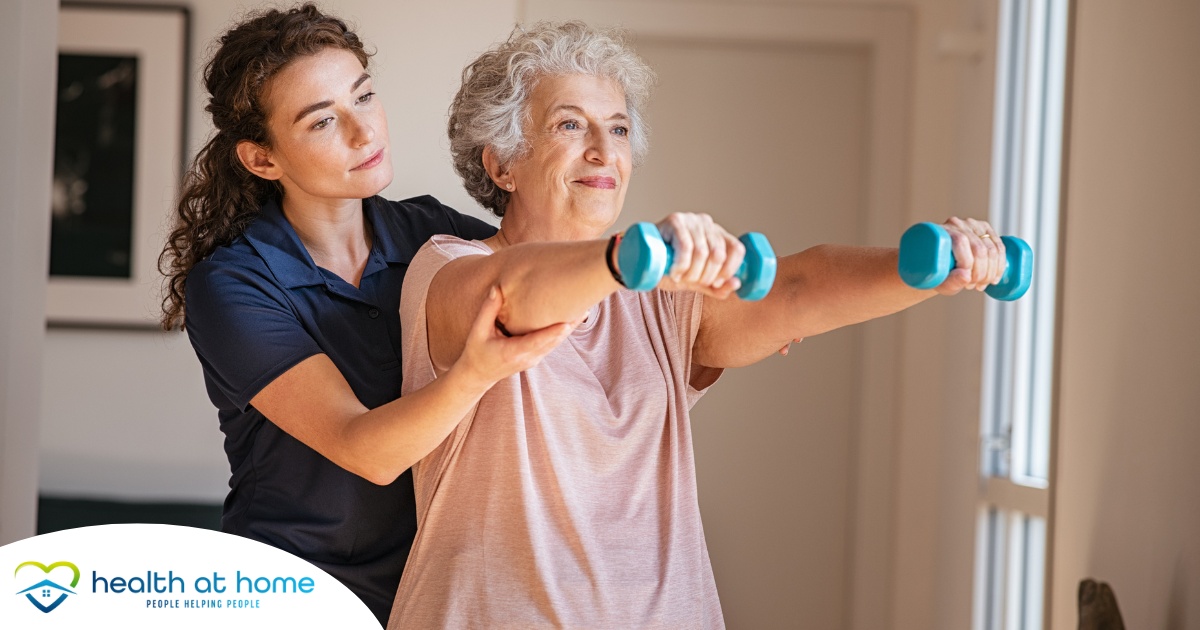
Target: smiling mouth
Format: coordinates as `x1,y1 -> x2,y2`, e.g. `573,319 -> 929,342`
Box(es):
352,149 -> 385,171
574,176 -> 617,189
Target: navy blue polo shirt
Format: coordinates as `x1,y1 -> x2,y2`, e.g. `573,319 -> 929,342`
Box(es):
184,194 -> 495,625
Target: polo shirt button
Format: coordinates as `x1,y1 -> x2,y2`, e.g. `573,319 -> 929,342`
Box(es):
368,308 -> 381,319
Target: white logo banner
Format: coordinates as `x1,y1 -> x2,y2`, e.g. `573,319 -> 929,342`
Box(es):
1,524 -> 380,629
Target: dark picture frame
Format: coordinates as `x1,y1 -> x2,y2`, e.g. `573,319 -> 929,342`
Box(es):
48,3 -> 189,327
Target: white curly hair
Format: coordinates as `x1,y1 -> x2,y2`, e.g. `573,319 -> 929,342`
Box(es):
447,21 -> 657,216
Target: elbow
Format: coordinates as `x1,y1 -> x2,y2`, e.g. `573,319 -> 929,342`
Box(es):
489,265 -> 527,331
356,462 -> 410,487
363,471 -> 402,487
332,449 -> 413,486
329,420 -> 417,486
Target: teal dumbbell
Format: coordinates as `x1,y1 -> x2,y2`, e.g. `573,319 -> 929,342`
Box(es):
616,222 -> 777,301
898,222 -> 1033,301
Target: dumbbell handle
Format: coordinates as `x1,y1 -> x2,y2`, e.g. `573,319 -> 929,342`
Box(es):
898,222 -> 1033,301
616,222 -> 777,301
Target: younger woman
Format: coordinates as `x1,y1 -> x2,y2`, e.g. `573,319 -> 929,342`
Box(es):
158,5 -> 570,623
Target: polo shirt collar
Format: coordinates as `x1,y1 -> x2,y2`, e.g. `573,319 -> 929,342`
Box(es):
362,196 -> 414,265
242,196 -> 411,291
242,197 -> 325,289
238,195 -> 417,291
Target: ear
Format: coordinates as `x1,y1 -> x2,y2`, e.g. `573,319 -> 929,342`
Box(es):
235,140 -> 283,181
482,145 -> 514,192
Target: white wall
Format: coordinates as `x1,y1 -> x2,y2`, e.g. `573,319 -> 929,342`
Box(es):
0,0 -> 57,546
1050,0 -> 1200,627
862,0 -> 1001,627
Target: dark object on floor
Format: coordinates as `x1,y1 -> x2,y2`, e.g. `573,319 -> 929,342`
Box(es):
37,495 -> 222,535
1079,578 -> 1125,630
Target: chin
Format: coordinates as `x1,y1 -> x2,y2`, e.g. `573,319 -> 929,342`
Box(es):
575,205 -> 622,230
356,169 -> 395,198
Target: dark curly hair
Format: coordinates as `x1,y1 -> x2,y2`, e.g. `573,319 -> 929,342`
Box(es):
157,3 -> 371,330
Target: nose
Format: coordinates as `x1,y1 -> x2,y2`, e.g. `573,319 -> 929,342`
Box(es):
584,128 -> 617,165
348,111 -> 375,147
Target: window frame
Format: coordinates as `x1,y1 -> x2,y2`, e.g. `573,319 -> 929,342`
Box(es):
973,0 -> 1073,628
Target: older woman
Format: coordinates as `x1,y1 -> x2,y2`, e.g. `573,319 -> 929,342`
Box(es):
388,22 -> 1005,628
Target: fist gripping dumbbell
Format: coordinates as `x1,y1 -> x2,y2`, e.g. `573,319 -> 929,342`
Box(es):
615,222 -> 777,301
897,222 -> 1033,301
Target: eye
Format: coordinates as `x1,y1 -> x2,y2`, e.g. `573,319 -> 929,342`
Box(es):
612,126 -> 629,137
356,91 -> 375,104
560,120 -> 580,131
312,117 -> 333,130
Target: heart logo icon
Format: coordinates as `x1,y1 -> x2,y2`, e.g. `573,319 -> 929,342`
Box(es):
14,560 -> 80,613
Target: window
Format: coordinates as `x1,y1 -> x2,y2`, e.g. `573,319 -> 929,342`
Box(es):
973,0 -> 1069,628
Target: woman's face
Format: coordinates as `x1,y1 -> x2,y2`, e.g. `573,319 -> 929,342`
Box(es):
256,47 -> 392,204
504,74 -> 633,235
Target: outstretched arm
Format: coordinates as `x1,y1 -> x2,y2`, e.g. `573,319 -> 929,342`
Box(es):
425,213 -> 746,372
693,217 -> 1007,368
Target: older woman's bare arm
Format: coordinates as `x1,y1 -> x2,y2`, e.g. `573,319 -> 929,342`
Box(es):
425,239 -> 620,372
693,218 -> 1006,368
693,246 -> 921,367
426,214 -> 745,373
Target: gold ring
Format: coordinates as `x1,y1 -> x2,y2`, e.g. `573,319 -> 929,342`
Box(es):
979,233 -> 993,239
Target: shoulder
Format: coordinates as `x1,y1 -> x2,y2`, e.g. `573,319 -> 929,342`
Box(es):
188,238 -> 272,295
402,235 -> 492,303
406,235 -> 492,281
190,229 -> 282,283
371,195 -> 496,243
185,241 -> 293,328
423,233 -> 493,258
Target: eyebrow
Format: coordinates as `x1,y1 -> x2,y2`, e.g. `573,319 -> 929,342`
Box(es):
547,104 -> 630,122
292,73 -> 372,125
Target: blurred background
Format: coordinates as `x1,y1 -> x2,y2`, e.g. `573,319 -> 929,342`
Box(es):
2,0 -> 1198,628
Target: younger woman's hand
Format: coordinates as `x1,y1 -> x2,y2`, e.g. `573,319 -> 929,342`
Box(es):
936,217 -> 1008,296
452,286 -> 577,391
654,212 -> 746,299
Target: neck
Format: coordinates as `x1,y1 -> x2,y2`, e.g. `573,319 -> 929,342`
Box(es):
281,195 -> 372,285
487,206 -> 610,250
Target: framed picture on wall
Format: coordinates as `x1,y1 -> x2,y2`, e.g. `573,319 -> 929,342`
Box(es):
47,3 -> 189,328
